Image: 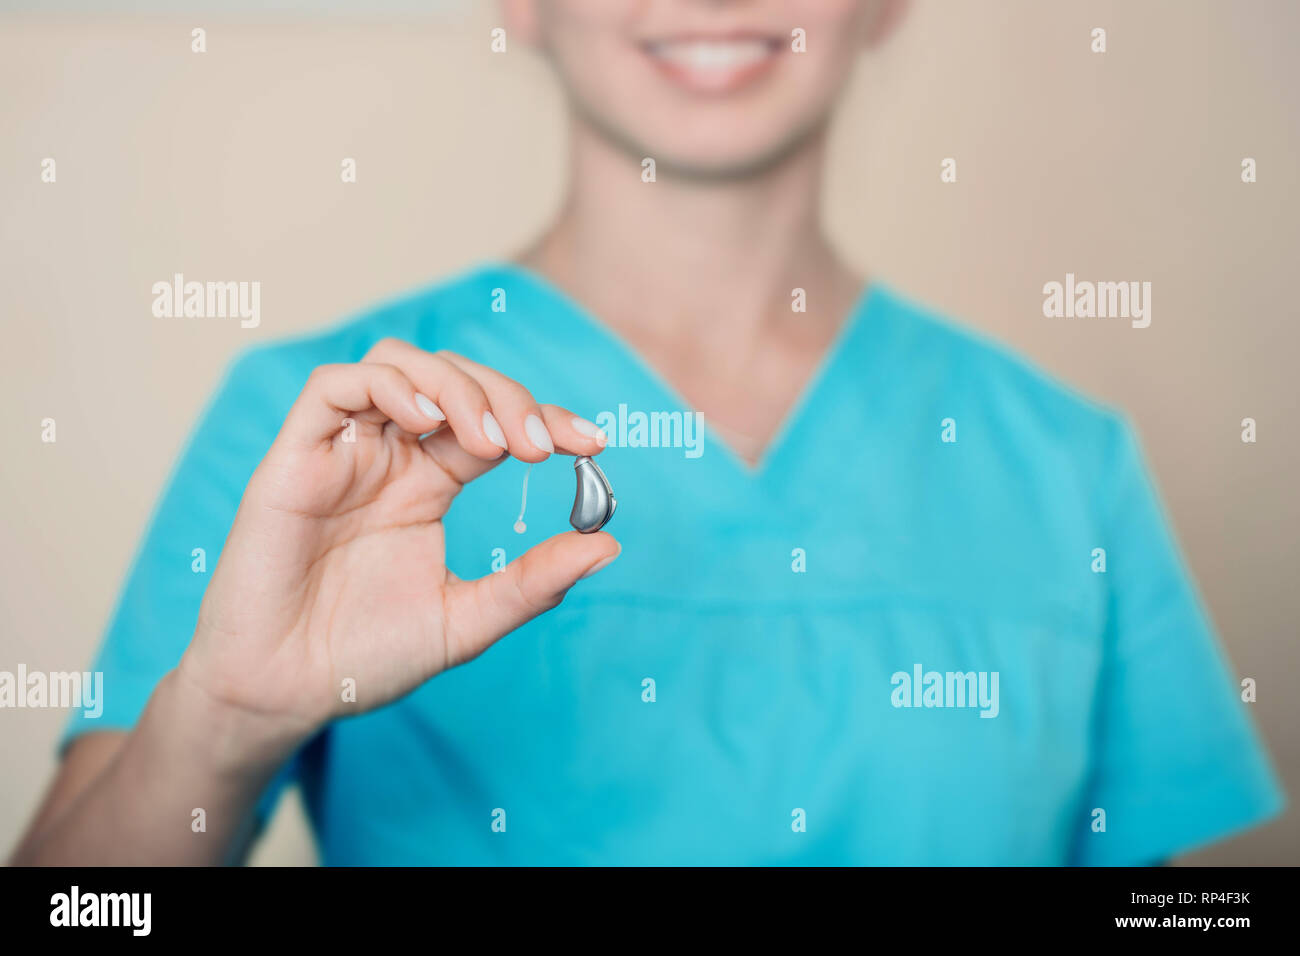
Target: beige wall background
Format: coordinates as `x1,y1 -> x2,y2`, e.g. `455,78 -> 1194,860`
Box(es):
1,1 -> 1296,865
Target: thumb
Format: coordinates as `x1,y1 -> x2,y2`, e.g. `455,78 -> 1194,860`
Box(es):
442,531 -> 621,666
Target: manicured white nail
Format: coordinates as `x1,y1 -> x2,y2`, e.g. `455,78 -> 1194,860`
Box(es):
571,416 -> 608,446
524,414 -> 554,453
414,393 -> 445,422
579,548 -> 620,580
482,410 -> 508,449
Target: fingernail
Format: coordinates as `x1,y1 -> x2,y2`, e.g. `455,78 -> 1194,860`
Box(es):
524,414 -> 554,454
571,416 -> 608,446
579,546 -> 621,580
482,410 -> 508,449
414,393 -> 445,422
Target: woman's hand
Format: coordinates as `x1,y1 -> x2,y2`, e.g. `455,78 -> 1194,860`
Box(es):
177,338 -> 618,754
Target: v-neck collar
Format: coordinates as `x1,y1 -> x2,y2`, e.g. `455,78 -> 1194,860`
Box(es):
485,261 -> 881,482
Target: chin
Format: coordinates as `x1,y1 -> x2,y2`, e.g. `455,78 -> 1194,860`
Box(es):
620,116 -> 828,180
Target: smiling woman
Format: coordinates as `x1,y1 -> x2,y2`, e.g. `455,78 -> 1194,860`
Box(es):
8,0 -> 1287,870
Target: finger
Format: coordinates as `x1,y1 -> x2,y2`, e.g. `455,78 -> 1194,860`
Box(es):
441,531 -> 621,665
362,339 -> 508,463
435,351 -> 556,462
280,363 -> 445,445
540,405 -> 608,456
420,403 -> 608,486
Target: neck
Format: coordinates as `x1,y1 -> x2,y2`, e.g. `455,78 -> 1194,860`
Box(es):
520,118 -> 859,344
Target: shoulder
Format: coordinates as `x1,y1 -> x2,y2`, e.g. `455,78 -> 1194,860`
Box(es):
867,283 -> 1132,468
238,264 -> 507,372
217,264 -> 511,404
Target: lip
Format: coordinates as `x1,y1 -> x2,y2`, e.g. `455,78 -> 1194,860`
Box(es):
639,34 -> 782,95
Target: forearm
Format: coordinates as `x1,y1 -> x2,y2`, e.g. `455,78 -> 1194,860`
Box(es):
11,668 -> 303,866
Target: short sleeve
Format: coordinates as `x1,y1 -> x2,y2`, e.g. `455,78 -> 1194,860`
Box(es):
1072,416 -> 1284,865
61,347 -> 308,822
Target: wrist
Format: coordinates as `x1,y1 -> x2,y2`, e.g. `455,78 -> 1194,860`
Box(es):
158,666 -> 315,778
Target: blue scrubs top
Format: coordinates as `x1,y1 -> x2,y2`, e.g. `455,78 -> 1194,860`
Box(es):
64,264 -> 1283,865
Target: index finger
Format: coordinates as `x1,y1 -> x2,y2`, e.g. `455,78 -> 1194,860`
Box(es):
420,402 -> 608,486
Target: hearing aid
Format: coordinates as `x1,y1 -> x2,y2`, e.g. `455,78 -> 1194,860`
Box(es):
569,455 -> 617,534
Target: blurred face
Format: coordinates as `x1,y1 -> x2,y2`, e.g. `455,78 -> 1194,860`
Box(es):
508,0 -> 899,178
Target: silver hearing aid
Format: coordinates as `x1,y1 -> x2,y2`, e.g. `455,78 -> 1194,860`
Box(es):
570,456 -> 617,534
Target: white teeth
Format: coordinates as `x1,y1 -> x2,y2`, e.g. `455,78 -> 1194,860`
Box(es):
647,40 -> 773,71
